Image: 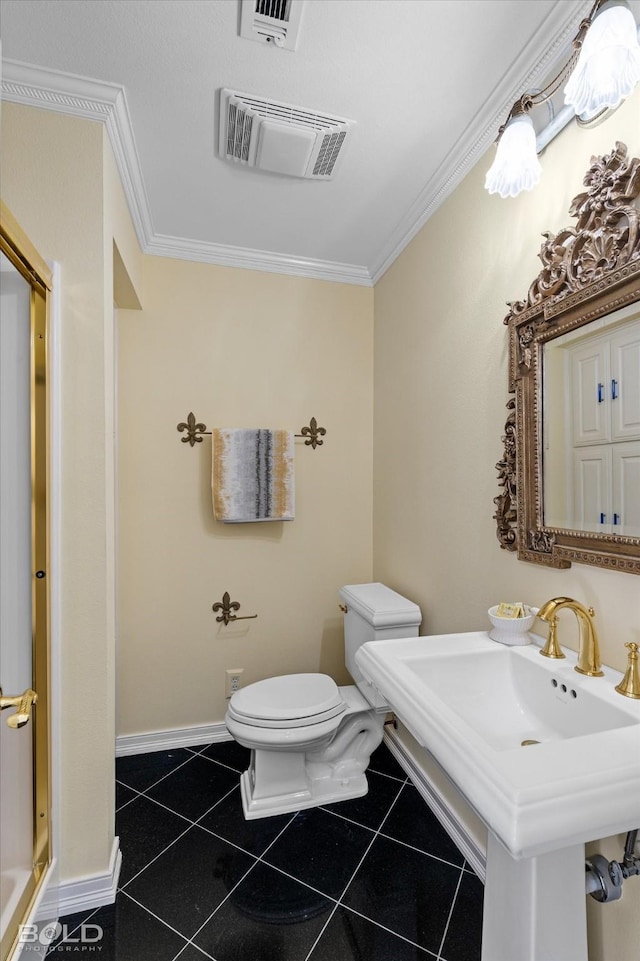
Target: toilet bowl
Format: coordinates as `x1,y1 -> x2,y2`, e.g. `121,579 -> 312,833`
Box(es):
225,583 -> 421,820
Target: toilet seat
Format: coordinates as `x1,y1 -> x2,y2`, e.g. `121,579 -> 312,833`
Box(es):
228,673 -> 346,729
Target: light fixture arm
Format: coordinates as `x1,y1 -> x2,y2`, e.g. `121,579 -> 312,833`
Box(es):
497,56 -> 579,140
503,0 -> 603,128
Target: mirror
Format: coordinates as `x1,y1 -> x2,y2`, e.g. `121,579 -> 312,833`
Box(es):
495,141 -> 640,574
543,304 -> 640,536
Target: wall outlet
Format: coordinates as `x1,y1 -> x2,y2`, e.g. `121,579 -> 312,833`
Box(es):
225,669 -> 244,699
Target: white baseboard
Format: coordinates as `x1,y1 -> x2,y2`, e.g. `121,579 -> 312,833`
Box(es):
116,722 -> 230,757
36,837 -> 121,920
383,727 -> 486,882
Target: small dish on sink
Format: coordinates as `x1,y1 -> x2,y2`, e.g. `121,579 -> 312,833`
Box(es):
488,605 -> 537,645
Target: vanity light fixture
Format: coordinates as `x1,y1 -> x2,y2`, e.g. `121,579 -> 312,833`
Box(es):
485,0 -> 640,198
484,108 -> 542,199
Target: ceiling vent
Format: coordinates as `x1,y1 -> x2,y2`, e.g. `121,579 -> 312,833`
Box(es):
219,89 -> 353,180
239,0 -> 304,51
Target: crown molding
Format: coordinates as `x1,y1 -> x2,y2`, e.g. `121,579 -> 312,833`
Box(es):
1,59 -> 372,286
1,60 -> 155,248
369,0 -> 592,283
146,233 -> 372,285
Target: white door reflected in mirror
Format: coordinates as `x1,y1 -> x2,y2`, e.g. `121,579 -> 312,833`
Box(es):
543,303 -> 640,536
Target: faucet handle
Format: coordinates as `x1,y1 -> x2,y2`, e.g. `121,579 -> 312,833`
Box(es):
615,643 -> 640,699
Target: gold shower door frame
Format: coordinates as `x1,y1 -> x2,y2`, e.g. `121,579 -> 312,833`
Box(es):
0,203 -> 52,961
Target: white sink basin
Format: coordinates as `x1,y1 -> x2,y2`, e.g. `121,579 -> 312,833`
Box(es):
356,632 -> 640,858
407,643 -> 635,750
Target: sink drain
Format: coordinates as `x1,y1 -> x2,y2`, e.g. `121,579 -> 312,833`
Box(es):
521,739 -> 540,746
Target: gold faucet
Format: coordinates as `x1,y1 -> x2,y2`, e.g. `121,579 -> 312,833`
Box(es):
536,597 -> 604,677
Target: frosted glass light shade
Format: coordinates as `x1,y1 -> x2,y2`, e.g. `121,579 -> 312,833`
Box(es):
485,114 -> 541,199
564,0 -> 640,120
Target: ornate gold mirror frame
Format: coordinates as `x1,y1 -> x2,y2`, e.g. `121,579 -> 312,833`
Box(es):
495,142 -> 640,575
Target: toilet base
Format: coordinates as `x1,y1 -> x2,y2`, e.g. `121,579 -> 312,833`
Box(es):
231,690 -> 386,820
239,766 -> 369,820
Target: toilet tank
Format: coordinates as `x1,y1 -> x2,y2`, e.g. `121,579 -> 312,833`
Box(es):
339,583 -> 421,709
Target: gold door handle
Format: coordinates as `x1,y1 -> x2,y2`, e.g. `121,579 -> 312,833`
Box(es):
0,687 -> 38,729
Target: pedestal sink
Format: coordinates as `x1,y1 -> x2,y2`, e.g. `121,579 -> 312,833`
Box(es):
355,632 -> 640,961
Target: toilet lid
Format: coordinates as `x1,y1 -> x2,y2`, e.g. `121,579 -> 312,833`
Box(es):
228,673 -> 346,728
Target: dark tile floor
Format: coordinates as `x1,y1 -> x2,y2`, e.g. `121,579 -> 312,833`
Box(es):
46,740 -> 483,960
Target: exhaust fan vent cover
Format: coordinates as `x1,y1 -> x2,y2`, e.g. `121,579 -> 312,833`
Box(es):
240,0 -> 305,51
220,89 -> 353,180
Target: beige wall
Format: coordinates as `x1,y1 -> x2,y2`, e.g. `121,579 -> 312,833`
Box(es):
117,258 -> 373,733
3,105 -> 110,882
373,88 -> 640,961
2,103 -> 143,885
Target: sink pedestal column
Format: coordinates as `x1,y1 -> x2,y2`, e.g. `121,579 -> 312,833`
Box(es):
482,832 -> 587,961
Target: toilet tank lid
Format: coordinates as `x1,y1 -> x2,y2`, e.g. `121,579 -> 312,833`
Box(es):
339,583 -> 421,628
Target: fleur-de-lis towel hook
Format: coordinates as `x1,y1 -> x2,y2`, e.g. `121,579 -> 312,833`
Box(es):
212,591 -> 258,626
299,416 -> 326,449
177,412 -> 208,447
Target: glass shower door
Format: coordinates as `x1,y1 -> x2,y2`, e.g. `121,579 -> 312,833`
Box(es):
0,217 -> 51,960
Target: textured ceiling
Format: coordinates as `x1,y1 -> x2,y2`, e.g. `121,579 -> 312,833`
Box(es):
1,0 -> 595,283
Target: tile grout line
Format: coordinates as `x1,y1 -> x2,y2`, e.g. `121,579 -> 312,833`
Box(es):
171,941 -> 215,961
178,805 -> 301,953
376,828 -> 467,871
118,889 -> 198,956
116,789 -> 195,825
117,819 -> 195,892
117,783 -> 240,892
196,752 -> 253,776
435,863 -> 466,961
316,777 -> 449,957
194,809 -> 306,865
115,779 -> 146,813
318,799 -> 466,874
252,856 -> 342,905
49,890 -> 200,960
117,749 -> 248,802
338,903 -> 441,958
44,905 -> 102,955
192,782 -> 256,831
180,855 -> 263,951
304,776 -> 410,961
367,767 -> 408,785
116,750 -> 200,797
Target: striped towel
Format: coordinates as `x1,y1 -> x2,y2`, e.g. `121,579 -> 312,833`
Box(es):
212,429 -> 295,523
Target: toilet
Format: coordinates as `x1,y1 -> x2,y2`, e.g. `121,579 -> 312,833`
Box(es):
225,582 -> 421,819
